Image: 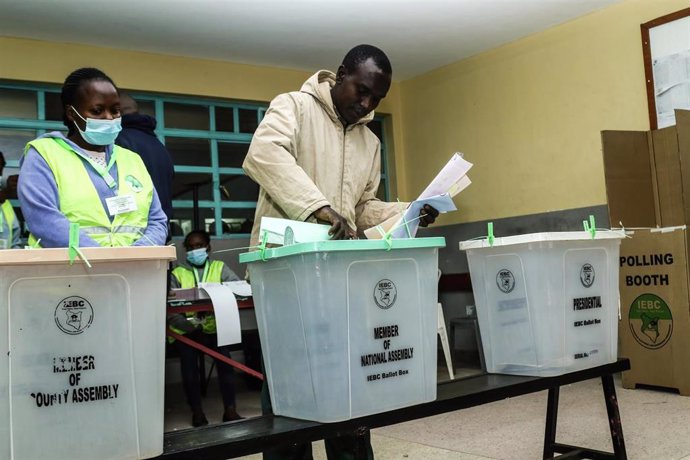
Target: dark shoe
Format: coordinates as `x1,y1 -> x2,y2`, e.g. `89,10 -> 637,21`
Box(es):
222,406 -> 244,422
191,410 -> 208,427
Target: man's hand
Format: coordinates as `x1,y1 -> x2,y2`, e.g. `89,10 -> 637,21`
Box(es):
312,206 -> 355,240
419,204 -> 439,227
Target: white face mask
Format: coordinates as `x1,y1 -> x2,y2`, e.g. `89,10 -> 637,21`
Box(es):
71,106 -> 122,146
186,247 -> 209,266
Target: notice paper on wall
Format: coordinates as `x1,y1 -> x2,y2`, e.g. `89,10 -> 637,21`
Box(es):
198,282 -> 242,346
364,152 -> 472,239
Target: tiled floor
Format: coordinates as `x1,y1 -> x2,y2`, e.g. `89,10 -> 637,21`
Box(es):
163,359 -> 690,459
164,367 -> 263,431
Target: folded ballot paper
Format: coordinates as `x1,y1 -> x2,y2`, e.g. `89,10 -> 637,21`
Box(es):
259,216 -> 331,245
364,152 -> 472,240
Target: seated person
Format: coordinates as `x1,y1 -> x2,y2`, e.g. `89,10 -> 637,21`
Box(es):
169,230 -> 243,426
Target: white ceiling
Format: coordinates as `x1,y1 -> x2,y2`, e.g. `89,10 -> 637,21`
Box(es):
0,0 -> 621,81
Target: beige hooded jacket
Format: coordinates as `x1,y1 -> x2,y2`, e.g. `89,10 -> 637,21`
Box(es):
243,70 -> 403,246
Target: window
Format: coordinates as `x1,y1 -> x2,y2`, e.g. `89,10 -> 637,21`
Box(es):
152,100 -> 262,238
0,82 -> 391,239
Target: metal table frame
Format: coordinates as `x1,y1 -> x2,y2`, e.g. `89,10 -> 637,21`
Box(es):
159,359 -> 629,460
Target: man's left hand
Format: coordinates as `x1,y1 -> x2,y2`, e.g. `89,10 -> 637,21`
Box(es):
419,204 -> 439,227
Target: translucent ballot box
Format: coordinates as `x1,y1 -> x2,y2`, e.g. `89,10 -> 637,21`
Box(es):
240,237 -> 445,422
459,231 -> 624,377
0,246 -> 176,460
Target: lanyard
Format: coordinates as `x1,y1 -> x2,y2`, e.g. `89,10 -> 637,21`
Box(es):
55,138 -> 119,189
192,261 -> 210,286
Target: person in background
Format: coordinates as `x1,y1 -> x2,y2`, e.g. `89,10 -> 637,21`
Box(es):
243,44 -> 438,460
18,67 -> 167,248
115,93 -> 175,237
169,229 -> 243,426
0,152 -> 21,249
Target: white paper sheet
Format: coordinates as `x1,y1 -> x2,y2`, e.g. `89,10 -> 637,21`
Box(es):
364,153 -> 472,240
448,175 -> 472,198
198,283 -> 242,346
418,153 -> 473,199
222,280 -> 252,297
259,216 -> 330,245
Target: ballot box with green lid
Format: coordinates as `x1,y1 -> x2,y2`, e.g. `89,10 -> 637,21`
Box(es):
459,229 -> 624,377
241,237 -> 445,422
0,246 -> 176,460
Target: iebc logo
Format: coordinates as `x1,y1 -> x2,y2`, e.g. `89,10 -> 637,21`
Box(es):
496,269 -> 515,293
580,263 -> 595,288
628,293 -> 673,350
54,296 -> 94,335
374,279 -> 397,309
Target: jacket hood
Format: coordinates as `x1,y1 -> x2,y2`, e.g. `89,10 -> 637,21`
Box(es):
300,70 -> 375,126
121,113 -> 157,133
39,131 -> 68,141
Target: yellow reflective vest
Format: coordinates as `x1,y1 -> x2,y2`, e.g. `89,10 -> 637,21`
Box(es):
0,200 -> 17,248
171,260 -> 225,335
25,137 -> 153,247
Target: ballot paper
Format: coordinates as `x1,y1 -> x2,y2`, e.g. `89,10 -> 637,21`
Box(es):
418,153 -> 473,199
364,153 -> 472,239
390,193 -> 457,239
223,279 -> 252,297
198,283 -> 242,346
448,175 -> 472,198
259,216 -> 330,245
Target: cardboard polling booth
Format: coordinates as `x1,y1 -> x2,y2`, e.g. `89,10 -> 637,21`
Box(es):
241,237 -> 445,422
602,109 -> 690,394
617,227 -> 690,395
0,246 -> 176,460
602,109 -> 690,228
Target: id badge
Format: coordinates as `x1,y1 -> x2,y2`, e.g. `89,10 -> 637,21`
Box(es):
105,195 -> 138,216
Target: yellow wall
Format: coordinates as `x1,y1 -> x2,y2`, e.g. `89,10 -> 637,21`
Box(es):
3,0 -> 686,228
0,37 -> 309,102
399,0 -> 689,225
0,35 -> 400,118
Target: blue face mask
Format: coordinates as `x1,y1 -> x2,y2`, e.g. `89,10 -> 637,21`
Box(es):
186,247 -> 209,266
71,106 -> 122,146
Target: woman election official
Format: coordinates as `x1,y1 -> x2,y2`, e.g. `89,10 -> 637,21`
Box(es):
18,67 -> 167,248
